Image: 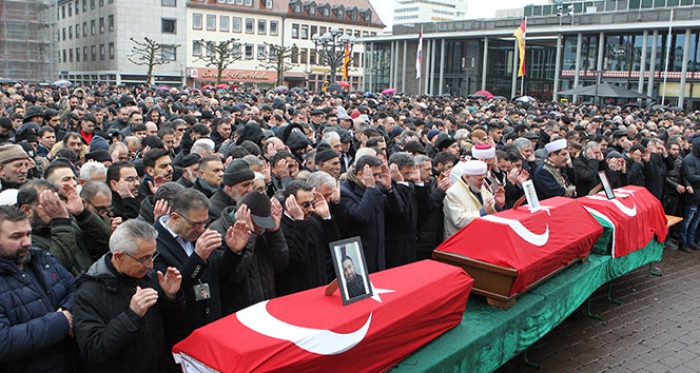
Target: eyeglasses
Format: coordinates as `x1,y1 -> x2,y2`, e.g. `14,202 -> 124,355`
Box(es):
121,176 -> 139,183
123,251 -> 159,265
177,212 -> 210,229
85,199 -> 113,215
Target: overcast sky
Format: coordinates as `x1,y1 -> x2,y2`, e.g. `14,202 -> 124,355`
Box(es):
369,0 -> 551,29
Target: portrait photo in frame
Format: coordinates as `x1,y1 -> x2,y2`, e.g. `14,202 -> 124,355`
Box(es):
598,171 -> 616,200
522,179 -> 541,212
329,237 -> 372,305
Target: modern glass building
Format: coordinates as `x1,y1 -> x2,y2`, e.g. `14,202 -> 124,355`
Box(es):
363,0 -> 700,109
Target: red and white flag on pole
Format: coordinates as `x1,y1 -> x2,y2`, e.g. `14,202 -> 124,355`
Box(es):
513,19 -> 527,77
415,26 -> 423,79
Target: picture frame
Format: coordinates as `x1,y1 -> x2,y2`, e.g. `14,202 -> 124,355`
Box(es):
598,171 -> 615,200
329,237 -> 373,306
522,179 -> 541,213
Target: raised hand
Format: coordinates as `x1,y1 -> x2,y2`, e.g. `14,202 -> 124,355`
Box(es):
39,190 -> 69,220
389,163 -> 403,183
117,178 -> 135,199
235,205 -> 255,232
378,163 -> 392,189
437,175 -> 451,192
157,267 -> 182,300
129,286 -> 159,317
270,197 -> 283,232
148,175 -> 166,194
153,199 -> 170,219
361,164 -> 376,188
225,220 -> 251,253
110,217 -> 122,232
285,194 -> 304,220
312,191 -> 331,219
193,230 -> 223,261
274,158 -> 289,178
494,187 -> 506,207
63,184 -> 84,215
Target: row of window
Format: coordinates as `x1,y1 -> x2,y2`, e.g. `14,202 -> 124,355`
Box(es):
60,43 -> 114,63
192,14 -> 280,36
288,0 -> 372,23
60,43 -> 177,64
291,24 -> 375,40
59,16 -> 114,41
191,41 -> 362,68
60,0 -> 176,20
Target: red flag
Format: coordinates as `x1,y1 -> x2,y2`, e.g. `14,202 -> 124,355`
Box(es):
173,261 -> 473,373
513,19 -> 527,77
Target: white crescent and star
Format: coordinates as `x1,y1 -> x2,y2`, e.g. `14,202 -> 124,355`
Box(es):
236,283 -> 395,355
481,207 -> 551,246
587,194 -> 637,216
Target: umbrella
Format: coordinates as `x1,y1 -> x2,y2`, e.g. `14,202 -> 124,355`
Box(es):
0,78 -> 16,84
490,96 -> 507,101
558,83 -> 653,99
290,87 -> 305,93
216,83 -> 229,89
157,86 -> 171,91
472,90 -> 494,100
328,83 -> 343,93
274,85 -> 288,94
382,88 -> 397,95
201,84 -> 214,90
668,106 -> 685,112
515,96 -> 536,103
52,79 -> 72,87
651,104 -> 667,111
337,81 -> 350,88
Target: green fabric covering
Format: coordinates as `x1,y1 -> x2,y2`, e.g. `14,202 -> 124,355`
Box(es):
392,240 -> 663,373
591,214 -> 614,255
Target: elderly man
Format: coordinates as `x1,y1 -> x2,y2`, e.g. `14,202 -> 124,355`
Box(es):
209,159 -> 254,220
0,143 -> 30,189
73,220 -> 185,373
0,205 -> 77,373
573,141 -> 606,196
443,160 -> 506,239
81,180 -> 120,231
193,155 -> 223,198
533,138 -> 577,199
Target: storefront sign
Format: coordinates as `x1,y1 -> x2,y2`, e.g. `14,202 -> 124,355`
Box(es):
187,67 -> 276,82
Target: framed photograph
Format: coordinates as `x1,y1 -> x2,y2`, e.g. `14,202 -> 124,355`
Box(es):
329,237 -> 372,306
598,171 -> 615,200
522,179 -> 541,213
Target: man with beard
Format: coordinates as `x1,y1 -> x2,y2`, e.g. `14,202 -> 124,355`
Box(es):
315,143 -> 342,179
0,205 -> 77,373
176,154 -> 200,189
533,139 -> 577,199
0,144 -> 30,189
107,161 -> 141,221
342,255 -> 367,298
80,180 -> 121,232
209,159 -> 254,221
139,149 -> 173,199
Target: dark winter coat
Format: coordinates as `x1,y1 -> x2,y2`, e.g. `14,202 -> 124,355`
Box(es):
416,179 -> 447,260
683,137 -> 700,205
111,190 -> 140,221
208,186 -> 238,221
573,152 -> 605,197
385,182 -> 427,268
0,249 -> 76,373
73,254 -> 185,373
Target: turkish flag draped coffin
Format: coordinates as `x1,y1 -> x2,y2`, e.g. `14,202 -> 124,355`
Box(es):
436,197 -> 603,296
173,260 -> 473,373
580,186 -> 668,258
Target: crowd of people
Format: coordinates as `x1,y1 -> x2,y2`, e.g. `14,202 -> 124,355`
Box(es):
0,80 -> 693,372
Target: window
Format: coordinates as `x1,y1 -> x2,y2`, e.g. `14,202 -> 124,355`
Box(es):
220,16 -> 229,32
301,25 -> 308,39
68,4 -> 72,16
320,26 -> 326,35
100,44 -> 105,60
245,18 -> 254,34
311,26 -> 317,37
245,44 -> 253,59
353,52 -> 360,67
76,24 -> 79,38
69,26 -> 73,39
257,44 -> 265,59
76,47 -> 80,62
62,28 -> 66,41
232,17 -> 242,32
91,0 -> 95,10
291,45 -> 299,63
320,5 -> 330,17
300,48 -> 308,64
265,0 -> 273,8
309,49 -> 316,64
232,43 -> 241,58
162,0 -> 176,6
206,15 -> 216,31
62,50 -> 66,63
82,0 -> 87,12
244,0 -> 252,5
109,42 -> 114,59
108,15 -> 114,32
162,18 -> 176,34
292,24 -> 299,39
91,20 -> 96,35
307,3 -> 316,15
193,13 -> 202,29
61,5 -> 66,19
69,49 -> 73,62
75,1 -> 79,15
83,22 -> 87,37
333,6 -> 344,18
206,42 -> 215,56
193,41 -> 202,56
270,20 -> 278,36
257,19 -> 266,34
99,17 -> 104,34
83,47 -> 88,61
99,0 -> 104,6
235,0 -> 243,4
91,45 -> 96,61
354,30 -> 360,38
162,45 -> 177,61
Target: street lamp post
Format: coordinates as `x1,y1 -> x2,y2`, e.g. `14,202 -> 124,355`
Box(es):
312,26 -> 355,85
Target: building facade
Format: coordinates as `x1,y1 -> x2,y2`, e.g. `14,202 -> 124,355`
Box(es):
185,0 -> 384,92
56,0 -> 187,86
365,0 -> 700,110
393,0 -> 468,25
1,0 -> 57,82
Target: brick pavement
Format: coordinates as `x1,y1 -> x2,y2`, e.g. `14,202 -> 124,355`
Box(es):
495,247 -> 700,373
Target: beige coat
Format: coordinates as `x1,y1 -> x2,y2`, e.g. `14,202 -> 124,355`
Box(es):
443,177 -> 494,239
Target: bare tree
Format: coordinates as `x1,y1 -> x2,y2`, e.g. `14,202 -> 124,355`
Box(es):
128,37 -> 179,85
194,38 -> 241,86
257,43 -> 296,87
